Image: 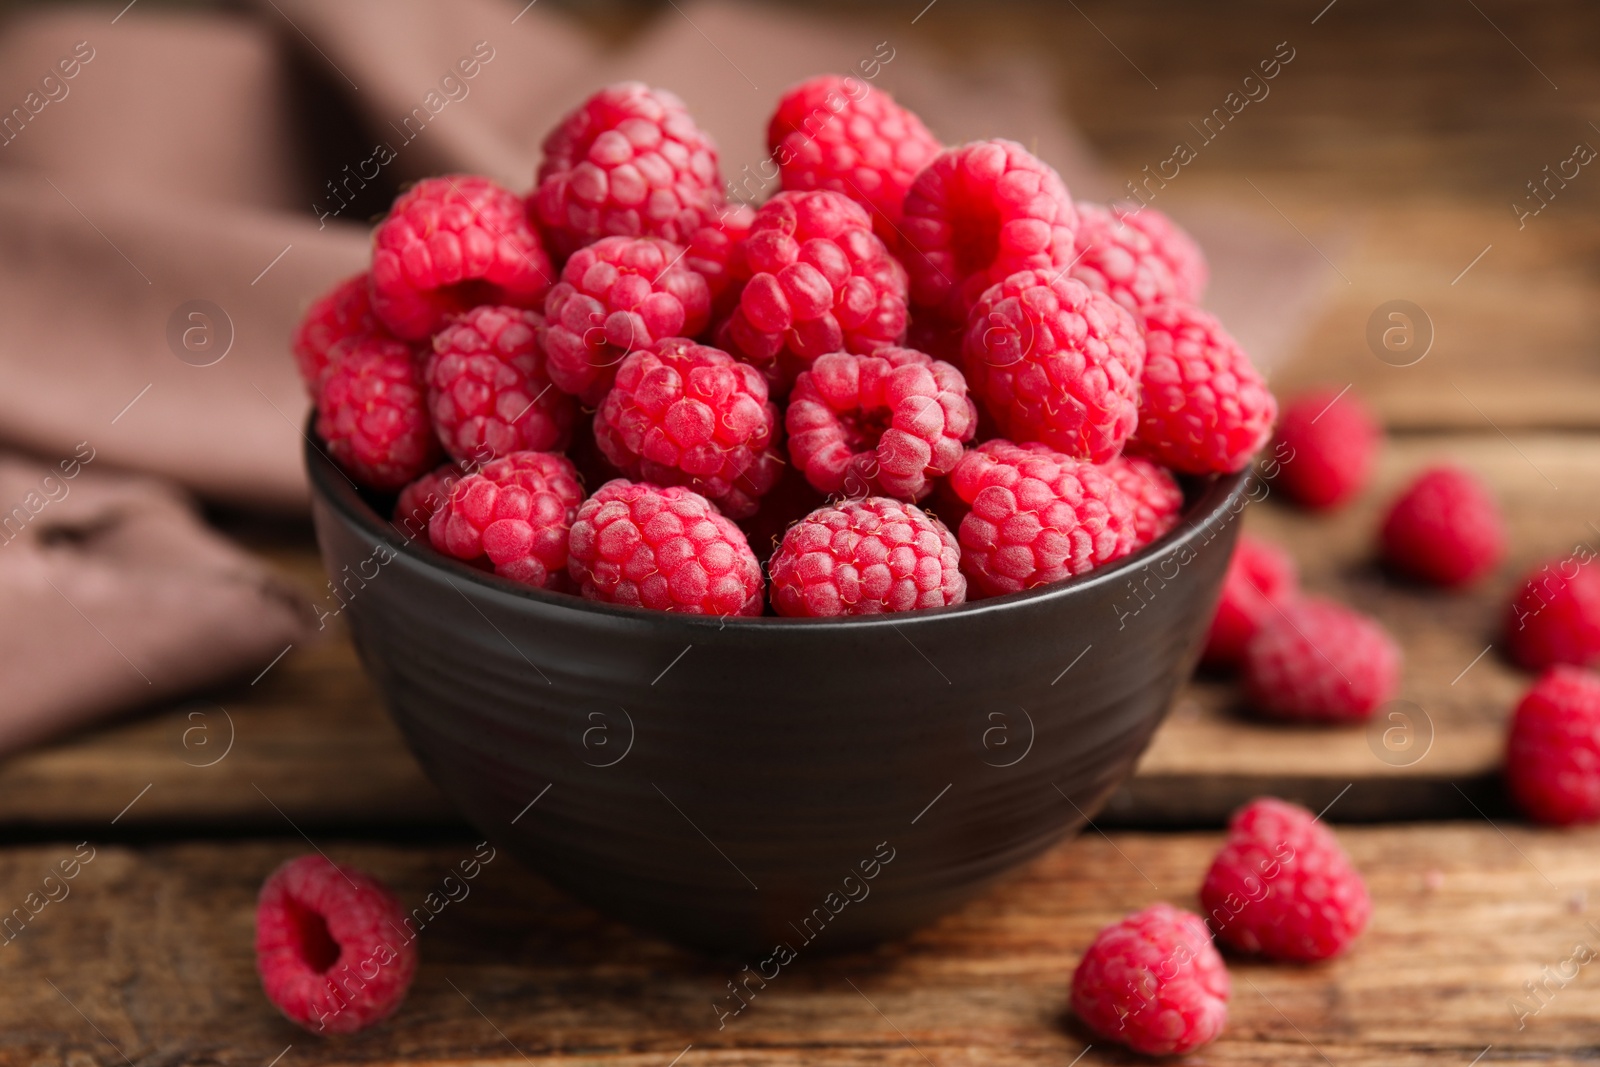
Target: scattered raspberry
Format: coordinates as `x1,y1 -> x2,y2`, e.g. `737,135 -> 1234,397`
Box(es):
769,498 -> 964,616
1070,903 -> 1229,1057
1505,557 -> 1600,671
428,451 -> 584,589
1131,303 -> 1276,475
370,175 -> 554,341
1201,797 -> 1370,961
949,439 -> 1136,597
292,272 -> 381,394
1243,597 -> 1400,722
567,480 -> 764,615
685,204 -> 755,316
961,271 -> 1144,463
785,346 -> 976,500
393,463 -> 464,541
768,74 -> 942,243
424,306 -> 575,463
1379,465 -> 1505,587
716,190 -> 908,388
543,235 -> 711,405
1100,455 -> 1183,548
315,335 -> 440,491
1506,666 -> 1600,825
1271,386 -> 1382,509
594,338 -> 781,519
900,139 -> 1078,325
532,82 -> 724,259
1203,533 -> 1299,670
255,854 -> 417,1035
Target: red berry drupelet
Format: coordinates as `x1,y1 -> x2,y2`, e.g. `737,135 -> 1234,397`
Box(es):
292,272 -> 381,394
1506,558 -> 1600,671
425,306 -> 575,463
1100,455 -> 1183,548
1380,465 -> 1506,587
567,480 -> 764,615
1244,597 -> 1401,722
786,346 -> 976,500
1201,797 -> 1370,961
1272,386 -> 1382,510
393,463 -> 465,541
1131,303 -> 1277,475
961,271 -> 1145,463
316,335 -> 440,491
594,338 -> 781,519
1203,533 -> 1299,670
769,497 -> 964,617
370,175 -> 554,341
429,451 -> 584,589
1069,201 -> 1207,315
1506,666 -> 1600,825
1070,903 -> 1230,1057
685,203 -> 755,316
255,854 -> 418,1035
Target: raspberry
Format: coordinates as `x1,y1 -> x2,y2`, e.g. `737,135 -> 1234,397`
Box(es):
593,338 -> 781,519
1070,903 -> 1229,1057
567,480 -> 764,615
1243,597 -> 1400,721
1202,533 -> 1299,670
769,498 -> 964,616
1379,465 -> 1505,587
424,306 -> 575,464
715,190 -> 908,388
393,463 -> 464,541
315,335 -> 440,491
1271,386 -> 1382,509
961,271 -> 1145,463
1071,201 -> 1207,314
292,272 -> 381,394
1201,797 -> 1370,961
370,175 -> 554,341
532,82 -> 723,259
900,139 -> 1078,325
1131,303 -> 1276,474
950,439 -> 1137,597
685,204 -> 755,315
785,346 -> 976,501
1505,557 -> 1600,670
428,452 -> 584,589
768,74 -> 942,243
1506,666 -> 1600,825
1100,455 -> 1183,548
255,854 -> 417,1035
543,235 -> 711,405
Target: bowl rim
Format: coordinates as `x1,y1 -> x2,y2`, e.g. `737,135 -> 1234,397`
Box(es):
306,426 -> 1254,633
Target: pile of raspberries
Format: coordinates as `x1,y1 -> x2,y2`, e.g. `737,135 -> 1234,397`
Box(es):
293,76 -> 1277,618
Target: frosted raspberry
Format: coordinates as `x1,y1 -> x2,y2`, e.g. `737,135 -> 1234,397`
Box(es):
1506,666 -> 1600,825
542,235 -> 711,405
532,82 -> 723,258
1203,533 -> 1299,670
961,271 -> 1144,463
786,346 -> 976,501
393,463 -> 465,541
1070,903 -> 1229,1056
1201,797 -> 1370,961
685,204 -> 755,316
715,190 -> 908,389
567,480 -> 763,615
594,338 -> 781,519
370,175 -> 554,341
1071,201 -> 1207,314
1380,465 -> 1505,587
315,335 -> 439,491
292,272 -> 381,394
1506,557 -> 1600,670
428,451 -> 584,589
769,497 -> 964,616
1272,386 -> 1382,509
950,439 -> 1137,596
768,74 -> 942,243
1100,455 -> 1183,548
1243,597 -> 1401,721
1131,303 -> 1276,474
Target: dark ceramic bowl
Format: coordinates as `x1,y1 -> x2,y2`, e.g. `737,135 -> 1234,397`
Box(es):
307,435 -> 1249,955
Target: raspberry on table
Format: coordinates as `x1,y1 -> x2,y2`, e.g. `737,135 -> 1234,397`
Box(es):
685,203 -> 755,316
594,338 -> 781,519
769,497 -> 964,616
543,235 -> 711,405
961,271 -> 1145,463
394,463 -> 465,541
1505,557 -> 1600,670
292,272 -> 382,395
715,190 -> 908,389
950,439 -> 1137,597
1379,465 -> 1505,587
785,346 -> 976,501
900,139 -> 1078,325
567,479 -> 764,615
315,334 -> 441,491
425,306 -> 575,464
1070,902 -> 1229,1057
1506,666 -> 1600,825
1069,201 -> 1206,315
370,175 -> 554,341
429,451 -> 584,589
1201,797 -> 1370,961
1271,386 -> 1382,509
1100,454 -> 1183,548
1202,533 -> 1299,670
1131,302 -> 1277,475
1243,597 -> 1401,721
532,82 -> 724,259
768,74 -> 942,243
255,854 -> 417,1034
